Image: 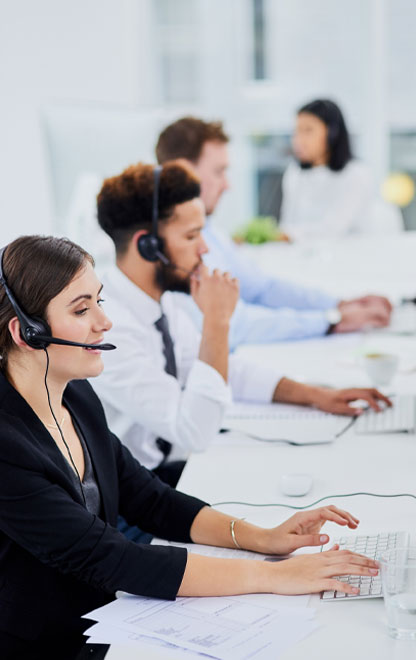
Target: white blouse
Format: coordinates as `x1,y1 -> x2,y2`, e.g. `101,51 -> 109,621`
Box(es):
279,160 -> 373,239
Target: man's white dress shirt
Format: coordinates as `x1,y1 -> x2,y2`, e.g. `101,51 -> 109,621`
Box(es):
93,266 -> 280,469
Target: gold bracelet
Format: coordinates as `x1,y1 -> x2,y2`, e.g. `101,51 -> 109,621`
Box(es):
230,519 -> 243,549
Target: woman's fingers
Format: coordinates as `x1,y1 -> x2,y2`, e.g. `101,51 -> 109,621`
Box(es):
321,579 -> 360,595
311,506 -> 359,528
324,548 -> 379,570
325,505 -> 360,522
324,505 -> 360,527
272,549 -> 379,596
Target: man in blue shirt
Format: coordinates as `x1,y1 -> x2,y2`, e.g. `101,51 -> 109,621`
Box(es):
155,117 -> 391,350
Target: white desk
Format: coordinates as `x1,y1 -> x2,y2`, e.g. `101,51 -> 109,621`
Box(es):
175,394 -> 415,656
237,232 -> 416,301
176,437 -> 416,660
107,236 -> 416,659
234,331 -> 416,393
174,328 -> 416,660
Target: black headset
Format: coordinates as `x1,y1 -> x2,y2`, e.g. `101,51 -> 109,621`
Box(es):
0,246 -> 116,351
137,165 -> 170,265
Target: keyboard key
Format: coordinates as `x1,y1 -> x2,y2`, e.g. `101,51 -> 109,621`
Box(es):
355,396 -> 415,434
320,531 -> 409,601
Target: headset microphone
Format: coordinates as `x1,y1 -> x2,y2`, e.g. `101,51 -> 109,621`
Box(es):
24,333 -> 116,351
0,247 -> 116,351
155,250 -> 170,266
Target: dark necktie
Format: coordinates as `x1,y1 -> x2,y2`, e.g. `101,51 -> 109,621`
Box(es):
155,313 -> 177,378
154,313 -> 177,460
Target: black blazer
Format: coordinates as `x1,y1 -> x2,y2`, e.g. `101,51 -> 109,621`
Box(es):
0,374 -> 206,647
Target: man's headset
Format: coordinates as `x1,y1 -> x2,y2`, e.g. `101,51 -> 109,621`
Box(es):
0,246 -> 116,351
137,165 -> 170,265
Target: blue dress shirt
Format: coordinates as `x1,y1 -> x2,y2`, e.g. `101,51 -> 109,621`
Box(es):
175,223 -> 338,350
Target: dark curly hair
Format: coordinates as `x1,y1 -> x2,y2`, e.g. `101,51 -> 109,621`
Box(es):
97,160 -> 201,255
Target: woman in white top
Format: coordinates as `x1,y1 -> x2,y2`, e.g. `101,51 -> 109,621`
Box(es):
280,99 -> 373,239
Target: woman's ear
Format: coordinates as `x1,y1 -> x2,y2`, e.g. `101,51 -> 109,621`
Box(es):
8,317 -> 34,351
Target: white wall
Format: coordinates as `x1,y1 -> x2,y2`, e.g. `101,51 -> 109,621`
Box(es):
1,0 -> 415,244
0,0 -> 145,243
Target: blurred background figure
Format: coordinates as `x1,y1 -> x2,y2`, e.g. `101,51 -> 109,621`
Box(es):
279,99 -> 403,239
2,1 -> 416,251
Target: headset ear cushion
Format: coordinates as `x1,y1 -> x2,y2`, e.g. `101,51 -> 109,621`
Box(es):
21,316 -> 51,349
137,234 -> 164,263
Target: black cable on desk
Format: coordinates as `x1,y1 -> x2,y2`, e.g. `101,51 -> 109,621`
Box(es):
212,491 -> 416,511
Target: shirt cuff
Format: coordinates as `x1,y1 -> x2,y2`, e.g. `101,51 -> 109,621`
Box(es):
310,313 -> 336,337
230,357 -> 282,403
324,296 -> 340,309
186,359 -> 232,406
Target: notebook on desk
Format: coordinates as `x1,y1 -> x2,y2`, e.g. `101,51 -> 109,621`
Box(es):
222,403 -> 348,445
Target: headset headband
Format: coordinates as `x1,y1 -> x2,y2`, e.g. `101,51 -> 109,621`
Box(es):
152,165 -> 162,238
136,165 -> 170,264
0,246 -> 7,286
0,246 -> 20,314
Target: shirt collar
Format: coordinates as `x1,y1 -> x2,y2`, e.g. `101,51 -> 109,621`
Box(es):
103,265 -> 162,326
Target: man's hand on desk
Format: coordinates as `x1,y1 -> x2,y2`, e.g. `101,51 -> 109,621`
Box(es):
335,295 -> 392,332
273,378 -> 392,416
350,294 -> 393,314
309,387 -> 392,416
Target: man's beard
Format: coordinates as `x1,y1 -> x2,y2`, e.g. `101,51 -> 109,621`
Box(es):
155,261 -> 191,294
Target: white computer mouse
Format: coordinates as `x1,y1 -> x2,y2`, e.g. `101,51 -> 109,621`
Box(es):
279,473 -> 313,497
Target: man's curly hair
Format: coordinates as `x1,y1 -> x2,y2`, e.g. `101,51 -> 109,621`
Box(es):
97,160 -> 201,255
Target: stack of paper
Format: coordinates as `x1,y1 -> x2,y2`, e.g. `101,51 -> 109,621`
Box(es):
84,593 -> 318,659
84,543 -> 319,659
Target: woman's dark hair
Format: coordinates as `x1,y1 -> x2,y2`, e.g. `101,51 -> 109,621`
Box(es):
0,235 -> 93,373
297,99 -> 352,171
97,160 -> 201,256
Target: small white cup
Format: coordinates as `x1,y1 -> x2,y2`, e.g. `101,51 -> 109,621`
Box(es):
362,353 -> 399,386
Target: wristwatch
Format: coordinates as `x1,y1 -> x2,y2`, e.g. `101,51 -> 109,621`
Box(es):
325,308 -> 342,334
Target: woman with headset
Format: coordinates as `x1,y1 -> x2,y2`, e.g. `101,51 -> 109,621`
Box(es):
0,235 -> 379,660
279,99 -> 374,239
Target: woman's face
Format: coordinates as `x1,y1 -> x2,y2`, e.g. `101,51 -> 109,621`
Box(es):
45,261 -> 112,381
292,112 -> 329,166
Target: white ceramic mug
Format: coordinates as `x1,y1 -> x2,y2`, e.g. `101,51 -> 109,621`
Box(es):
362,353 -> 399,386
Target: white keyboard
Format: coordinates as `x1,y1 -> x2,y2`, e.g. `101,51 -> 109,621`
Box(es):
321,531 -> 409,601
354,396 -> 415,434
387,304 -> 416,335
